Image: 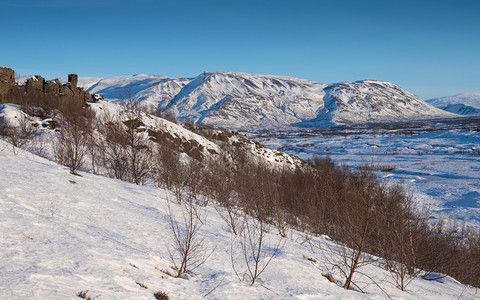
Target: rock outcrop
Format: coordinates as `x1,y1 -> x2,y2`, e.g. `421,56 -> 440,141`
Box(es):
0,67 -> 15,101
0,67 -> 94,110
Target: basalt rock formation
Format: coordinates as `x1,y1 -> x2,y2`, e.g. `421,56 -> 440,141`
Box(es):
0,67 -> 15,101
0,66 -> 94,112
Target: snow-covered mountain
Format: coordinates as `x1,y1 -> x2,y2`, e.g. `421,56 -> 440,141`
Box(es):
81,72 -> 456,129
60,74 -> 171,100
426,93 -> 480,115
297,79 -> 455,127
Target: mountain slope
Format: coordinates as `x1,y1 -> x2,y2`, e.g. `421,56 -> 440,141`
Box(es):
308,80 -> 452,125
426,93 -> 480,115
1,140 -> 477,299
72,74 -> 170,100
139,72 -> 328,128
85,72 -> 456,129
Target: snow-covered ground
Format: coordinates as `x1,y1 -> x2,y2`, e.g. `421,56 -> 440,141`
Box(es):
1,139 -> 478,299
250,120 -> 480,228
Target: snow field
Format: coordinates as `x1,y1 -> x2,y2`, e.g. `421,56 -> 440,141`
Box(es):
255,127 -> 480,228
1,139 -> 478,299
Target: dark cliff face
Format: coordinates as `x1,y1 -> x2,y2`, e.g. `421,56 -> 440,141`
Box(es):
0,67 -> 93,112
0,67 -> 15,101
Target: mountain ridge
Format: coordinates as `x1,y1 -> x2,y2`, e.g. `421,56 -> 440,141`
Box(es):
73,72 -> 457,129
426,93 -> 480,115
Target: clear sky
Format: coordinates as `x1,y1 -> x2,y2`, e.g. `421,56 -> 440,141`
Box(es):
1,0 -> 479,99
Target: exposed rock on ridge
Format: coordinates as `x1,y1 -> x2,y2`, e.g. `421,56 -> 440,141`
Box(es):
0,66 -> 94,109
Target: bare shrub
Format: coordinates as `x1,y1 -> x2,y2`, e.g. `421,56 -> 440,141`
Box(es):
76,290 -> 98,300
338,172 -> 378,289
206,156 -> 242,234
153,143 -> 178,190
0,112 -> 35,153
97,97 -> 152,184
121,108 -> 152,184
54,116 -> 90,175
154,144 -> 191,204
41,199 -> 59,217
153,291 -> 169,300
166,199 -> 214,277
99,118 -> 129,180
374,186 -> 422,290
185,158 -> 211,206
231,212 -> 285,284
86,131 -> 100,174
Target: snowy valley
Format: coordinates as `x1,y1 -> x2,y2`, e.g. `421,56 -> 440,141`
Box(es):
1,67 -> 480,299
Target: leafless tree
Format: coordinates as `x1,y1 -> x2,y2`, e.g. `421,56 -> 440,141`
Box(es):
166,198 -> 214,277
153,143 -> 178,190
375,186 -> 421,291
184,158 -> 209,206
99,119 -> 129,180
0,112 -> 34,154
231,212 -> 285,284
318,169 -> 379,290
204,156 -> 242,235
54,115 -> 90,175
98,106 -> 152,184
120,96 -> 153,184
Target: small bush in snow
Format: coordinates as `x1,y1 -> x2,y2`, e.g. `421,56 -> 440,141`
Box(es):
153,291 -> 169,300
76,290 -> 98,300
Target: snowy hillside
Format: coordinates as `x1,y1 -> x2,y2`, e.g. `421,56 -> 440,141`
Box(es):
426,93 -> 480,115
441,104 -> 480,115
304,80 -> 455,125
81,72 -> 455,129
61,74 -> 171,101
1,140 -> 477,299
143,72 -> 329,128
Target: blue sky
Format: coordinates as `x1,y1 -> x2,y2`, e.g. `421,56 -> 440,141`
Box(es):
1,0 -> 479,99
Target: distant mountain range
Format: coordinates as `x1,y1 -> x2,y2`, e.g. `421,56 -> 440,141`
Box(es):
69,72 -> 458,129
426,93 -> 480,116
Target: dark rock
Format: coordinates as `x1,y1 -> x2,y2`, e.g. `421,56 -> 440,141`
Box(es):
0,66 -> 15,101
60,84 -> 75,96
43,119 -> 59,129
25,76 -> 45,93
0,67 -> 93,110
44,80 -> 61,95
68,74 -> 78,89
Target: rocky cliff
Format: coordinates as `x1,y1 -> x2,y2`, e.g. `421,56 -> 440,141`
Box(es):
0,66 -> 94,111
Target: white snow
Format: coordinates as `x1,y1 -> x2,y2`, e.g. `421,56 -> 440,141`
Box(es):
426,93 -> 480,115
2,72 -> 479,299
87,100 -> 220,157
82,72 -> 455,129
83,74 -> 170,102
252,126 -> 480,228
427,93 -> 480,109
1,140 -> 478,299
